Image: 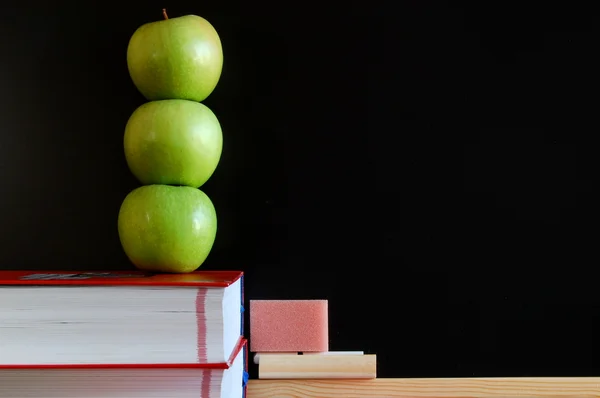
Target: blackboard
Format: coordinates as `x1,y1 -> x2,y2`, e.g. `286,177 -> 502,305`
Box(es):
1,1 -> 597,379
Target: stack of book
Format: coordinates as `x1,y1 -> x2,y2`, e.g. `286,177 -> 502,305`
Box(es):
0,270 -> 247,397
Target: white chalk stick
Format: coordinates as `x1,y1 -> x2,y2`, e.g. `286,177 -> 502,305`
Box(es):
303,351 -> 364,356
254,351 -> 364,365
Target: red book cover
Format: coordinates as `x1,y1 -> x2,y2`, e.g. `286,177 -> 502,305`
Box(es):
0,270 -> 242,287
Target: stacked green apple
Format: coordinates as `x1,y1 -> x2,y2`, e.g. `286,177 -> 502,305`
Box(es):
118,10 -> 223,273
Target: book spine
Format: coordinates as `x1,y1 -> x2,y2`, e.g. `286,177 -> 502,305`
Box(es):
241,277 -> 247,398
243,340 -> 249,398
240,274 -> 245,336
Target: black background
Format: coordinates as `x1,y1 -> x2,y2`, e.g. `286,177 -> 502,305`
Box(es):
1,1 -> 598,378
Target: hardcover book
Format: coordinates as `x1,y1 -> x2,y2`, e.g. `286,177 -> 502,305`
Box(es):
0,270 -> 244,366
0,338 -> 248,398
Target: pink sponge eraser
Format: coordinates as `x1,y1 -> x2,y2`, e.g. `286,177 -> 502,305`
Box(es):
250,300 -> 328,353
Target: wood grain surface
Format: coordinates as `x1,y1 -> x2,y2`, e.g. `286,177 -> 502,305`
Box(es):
247,377 -> 600,397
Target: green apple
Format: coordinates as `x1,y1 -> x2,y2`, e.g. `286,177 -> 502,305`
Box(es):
124,99 -> 222,188
118,184 -> 217,273
127,12 -> 223,102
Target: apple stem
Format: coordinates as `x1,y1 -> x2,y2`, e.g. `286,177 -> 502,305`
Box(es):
162,8 -> 169,20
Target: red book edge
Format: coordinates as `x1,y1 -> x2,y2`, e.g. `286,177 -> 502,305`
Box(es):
0,338 -> 247,370
0,270 -> 243,287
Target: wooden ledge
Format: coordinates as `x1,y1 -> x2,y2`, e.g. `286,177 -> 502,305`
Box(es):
247,377 -> 600,397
